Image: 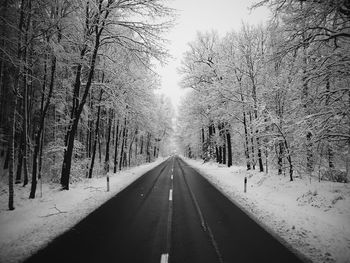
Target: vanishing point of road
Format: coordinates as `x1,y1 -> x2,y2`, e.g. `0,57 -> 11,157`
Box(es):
25,156 -> 305,263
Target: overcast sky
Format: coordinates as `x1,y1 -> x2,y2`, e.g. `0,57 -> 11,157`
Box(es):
157,0 -> 270,110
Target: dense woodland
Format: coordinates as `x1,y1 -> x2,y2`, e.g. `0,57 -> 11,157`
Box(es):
0,0 -> 174,210
176,0 -> 350,182
1,0 -> 350,212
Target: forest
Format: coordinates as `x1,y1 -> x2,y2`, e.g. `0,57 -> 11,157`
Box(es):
0,1 -> 349,262
0,0 -> 174,210
176,0 -> 350,183
1,0 -> 350,212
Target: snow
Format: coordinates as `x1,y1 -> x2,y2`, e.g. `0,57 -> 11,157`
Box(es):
1,157 -> 349,263
183,158 -> 350,263
0,158 -> 165,263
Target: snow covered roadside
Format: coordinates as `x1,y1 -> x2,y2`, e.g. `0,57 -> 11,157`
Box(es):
183,158 -> 350,263
0,158 -> 166,263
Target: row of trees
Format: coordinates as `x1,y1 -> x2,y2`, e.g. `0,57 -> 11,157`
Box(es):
176,0 -> 350,183
0,0 -> 174,210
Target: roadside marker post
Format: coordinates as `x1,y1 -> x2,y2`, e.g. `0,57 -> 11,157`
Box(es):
244,177 -> 247,193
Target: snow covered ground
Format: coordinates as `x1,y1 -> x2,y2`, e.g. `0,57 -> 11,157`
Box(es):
1,157 -> 349,263
0,158 -> 165,263
183,158 -> 350,263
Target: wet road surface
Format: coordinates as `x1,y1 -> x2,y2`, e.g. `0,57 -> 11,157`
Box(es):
24,156 -> 304,263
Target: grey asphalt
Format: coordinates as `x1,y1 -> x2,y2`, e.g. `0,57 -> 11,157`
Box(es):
24,156 -> 305,263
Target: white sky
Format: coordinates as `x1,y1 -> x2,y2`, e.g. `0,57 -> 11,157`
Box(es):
157,0 -> 270,111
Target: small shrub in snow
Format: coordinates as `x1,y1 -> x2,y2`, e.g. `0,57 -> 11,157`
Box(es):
331,195 -> 344,205
322,169 -> 348,183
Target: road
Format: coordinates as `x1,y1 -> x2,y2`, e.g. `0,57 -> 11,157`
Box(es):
24,156 -> 305,263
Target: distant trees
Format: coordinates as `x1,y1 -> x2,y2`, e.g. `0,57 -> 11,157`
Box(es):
177,3 -> 350,182
0,0 -> 174,209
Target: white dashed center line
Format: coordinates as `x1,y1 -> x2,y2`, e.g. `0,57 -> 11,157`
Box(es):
169,189 -> 173,201
160,253 -> 169,263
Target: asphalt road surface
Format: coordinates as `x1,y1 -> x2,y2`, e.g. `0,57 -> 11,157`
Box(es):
24,156 -> 305,263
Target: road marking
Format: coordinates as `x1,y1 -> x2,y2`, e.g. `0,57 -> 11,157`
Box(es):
179,161 -> 224,263
169,189 -> 173,201
207,225 -> 224,263
170,174 -> 173,180
160,253 -> 169,263
182,172 -> 206,231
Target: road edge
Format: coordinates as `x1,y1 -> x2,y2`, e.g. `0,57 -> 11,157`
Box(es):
179,157 -> 313,263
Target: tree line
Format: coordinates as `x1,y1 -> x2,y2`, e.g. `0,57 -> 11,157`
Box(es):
176,0 -> 350,183
0,0 -> 174,210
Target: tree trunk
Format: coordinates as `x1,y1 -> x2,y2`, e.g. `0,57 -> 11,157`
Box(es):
119,137 -> 125,171
88,89 -> 103,179
218,146 -> 223,163
3,147 -> 9,170
111,117 -> 115,153
201,127 -> 206,160
113,119 -> 119,173
104,109 -> 113,172
288,154 -> 294,181
22,66 -> 29,187
257,138 -> 264,172
208,122 -> 216,160
301,16 -> 313,177
140,135 -> 143,155
265,148 -> 268,174
306,132 -> 313,174
119,118 -> 127,171
87,91 -> 93,158
98,130 -> 102,164
253,109 -> 263,172
242,112 -> 251,170
38,124 -> 44,190
123,126 -> 128,168
347,139 -> 350,182
88,118 -> 93,158
60,35 -> 100,189
146,133 -> 151,163
59,0 -> 110,189
325,78 -> 335,169
128,130 -> 136,167
278,142 -> 283,175
285,143 -> 294,182
22,0 -> 32,188
222,143 -> 226,165
347,93 -> 350,181
249,112 -> 255,170
29,55 -> 56,198
8,90 -> 16,210
219,123 -> 226,165
226,129 -> 232,167
6,66 -> 16,210
345,91 -> 350,182
135,132 -> 138,161
15,135 -> 24,184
